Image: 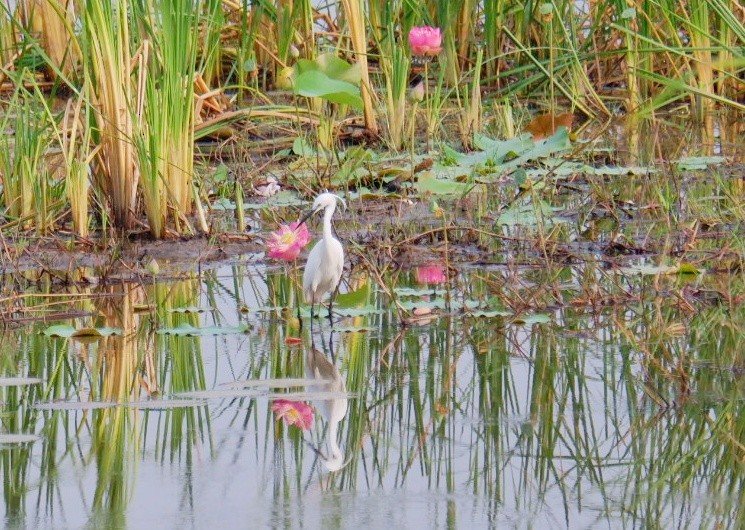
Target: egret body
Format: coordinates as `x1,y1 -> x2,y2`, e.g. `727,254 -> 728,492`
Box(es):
299,192 -> 345,321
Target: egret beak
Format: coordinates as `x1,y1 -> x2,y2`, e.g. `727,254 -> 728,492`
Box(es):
336,196 -> 347,210
298,205 -> 319,226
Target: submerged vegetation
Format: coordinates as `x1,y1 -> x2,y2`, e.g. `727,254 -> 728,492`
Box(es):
0,1 -> 745,528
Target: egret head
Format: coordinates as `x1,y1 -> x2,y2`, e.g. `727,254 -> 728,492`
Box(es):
299,192 -> 345,225
312,192 -> 345,213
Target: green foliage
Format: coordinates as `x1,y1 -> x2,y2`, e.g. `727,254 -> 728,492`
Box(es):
292,53 -> 364,110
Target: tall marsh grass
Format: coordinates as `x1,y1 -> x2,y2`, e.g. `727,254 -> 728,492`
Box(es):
0,0 -> 741,237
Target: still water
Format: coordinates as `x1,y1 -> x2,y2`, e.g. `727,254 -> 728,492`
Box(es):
2,250 -> 742,529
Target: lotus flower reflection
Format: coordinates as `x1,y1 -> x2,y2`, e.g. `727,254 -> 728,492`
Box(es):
271,399 -> 314,430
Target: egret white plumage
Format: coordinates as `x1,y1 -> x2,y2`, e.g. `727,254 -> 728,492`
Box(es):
298,192 -> 346,322
306,348 -> 348,472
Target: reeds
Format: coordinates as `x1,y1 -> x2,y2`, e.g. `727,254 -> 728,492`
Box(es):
81,0 -> 137,230
0,0 -> 742,237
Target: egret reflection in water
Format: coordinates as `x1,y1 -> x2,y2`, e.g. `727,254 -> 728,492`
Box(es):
306,347 -> 348,472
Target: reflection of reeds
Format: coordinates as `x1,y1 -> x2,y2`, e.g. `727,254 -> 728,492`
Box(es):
89,283 -> 144,513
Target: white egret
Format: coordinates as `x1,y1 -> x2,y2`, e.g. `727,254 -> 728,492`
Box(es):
306,347 -> 348,472
299,192 -> 346,322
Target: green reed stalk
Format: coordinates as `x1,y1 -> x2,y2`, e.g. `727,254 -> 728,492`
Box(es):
0,78 -> 52,232
341,0 -> 378,134
61,91 -> 93,239
133,0 -> 201,236
688,1 -> 714,120
381,45 -> 409,150
199,0 -> 226,87
434,0 -> 460,85
81,0 -> 137,230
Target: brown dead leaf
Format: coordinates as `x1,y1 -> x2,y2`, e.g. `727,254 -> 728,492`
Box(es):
524,112 -> 574,141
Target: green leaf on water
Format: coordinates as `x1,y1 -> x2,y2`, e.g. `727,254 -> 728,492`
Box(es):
619,264 -> 678,275
0,434 -> 41,444
395,287 -> 446,297
243,190 -> 305,210
334,325 -> 375,333
328,306 -> 384,317
506,127 -> 571,167
676,156 -> 726,171
335,282 -> 371,307
513,168 -> 528,187
296,53 -> 362,85
400,299 -> 461,311
156,323 -> 249,336
512,313 -> 552,325
34,401 -> 116,411
675,262 -> 701,275
170,306 -> 206,314
127,399 -> 207,410
298,305 -> 383,318
466,309 -> 512,318
415,171 -> 475,195
0,377 -> 42,387
242,57 -> 257,73
213,164 -> 228,183
42,325 -> 122,338
175,389 -> 263,399
292,136 -> 317,157
293,70 -> 363,110
497,200 -> 564,227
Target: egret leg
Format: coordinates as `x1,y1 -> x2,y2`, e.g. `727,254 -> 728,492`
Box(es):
329,330 -> 336,362
327,284 -> 341,327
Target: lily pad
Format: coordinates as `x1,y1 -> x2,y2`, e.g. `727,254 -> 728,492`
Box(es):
293,70 -> 363,110
335,282 -> 371,307
174,389 -> 263,400
156,323 -> 249,336
497,200 -> 565,227
400,299 -> 460,311
169,306 -> 206,314
0,433 -> 41,444
512,314 -> 552,325
221,377 -> 316,389
267,391 -> 354,401
619,263 -> 683,275
395,287 -> 447,297
415,172 -> 476,196
42,325 -> 122,338
0,377 -> 42,387
334,325 -> 375,333
242,190 -> 305,210
295,52 -> 362,85
465,309 -> 512,318
34,401 -> 117,411
676,156 -> 725,170
126,399 -> 207,410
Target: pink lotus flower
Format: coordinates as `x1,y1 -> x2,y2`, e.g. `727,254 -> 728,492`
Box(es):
267,221 -> 310,261
408,26 -> 442,57
415,264 -> 447,285
271,399 -> 314,430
